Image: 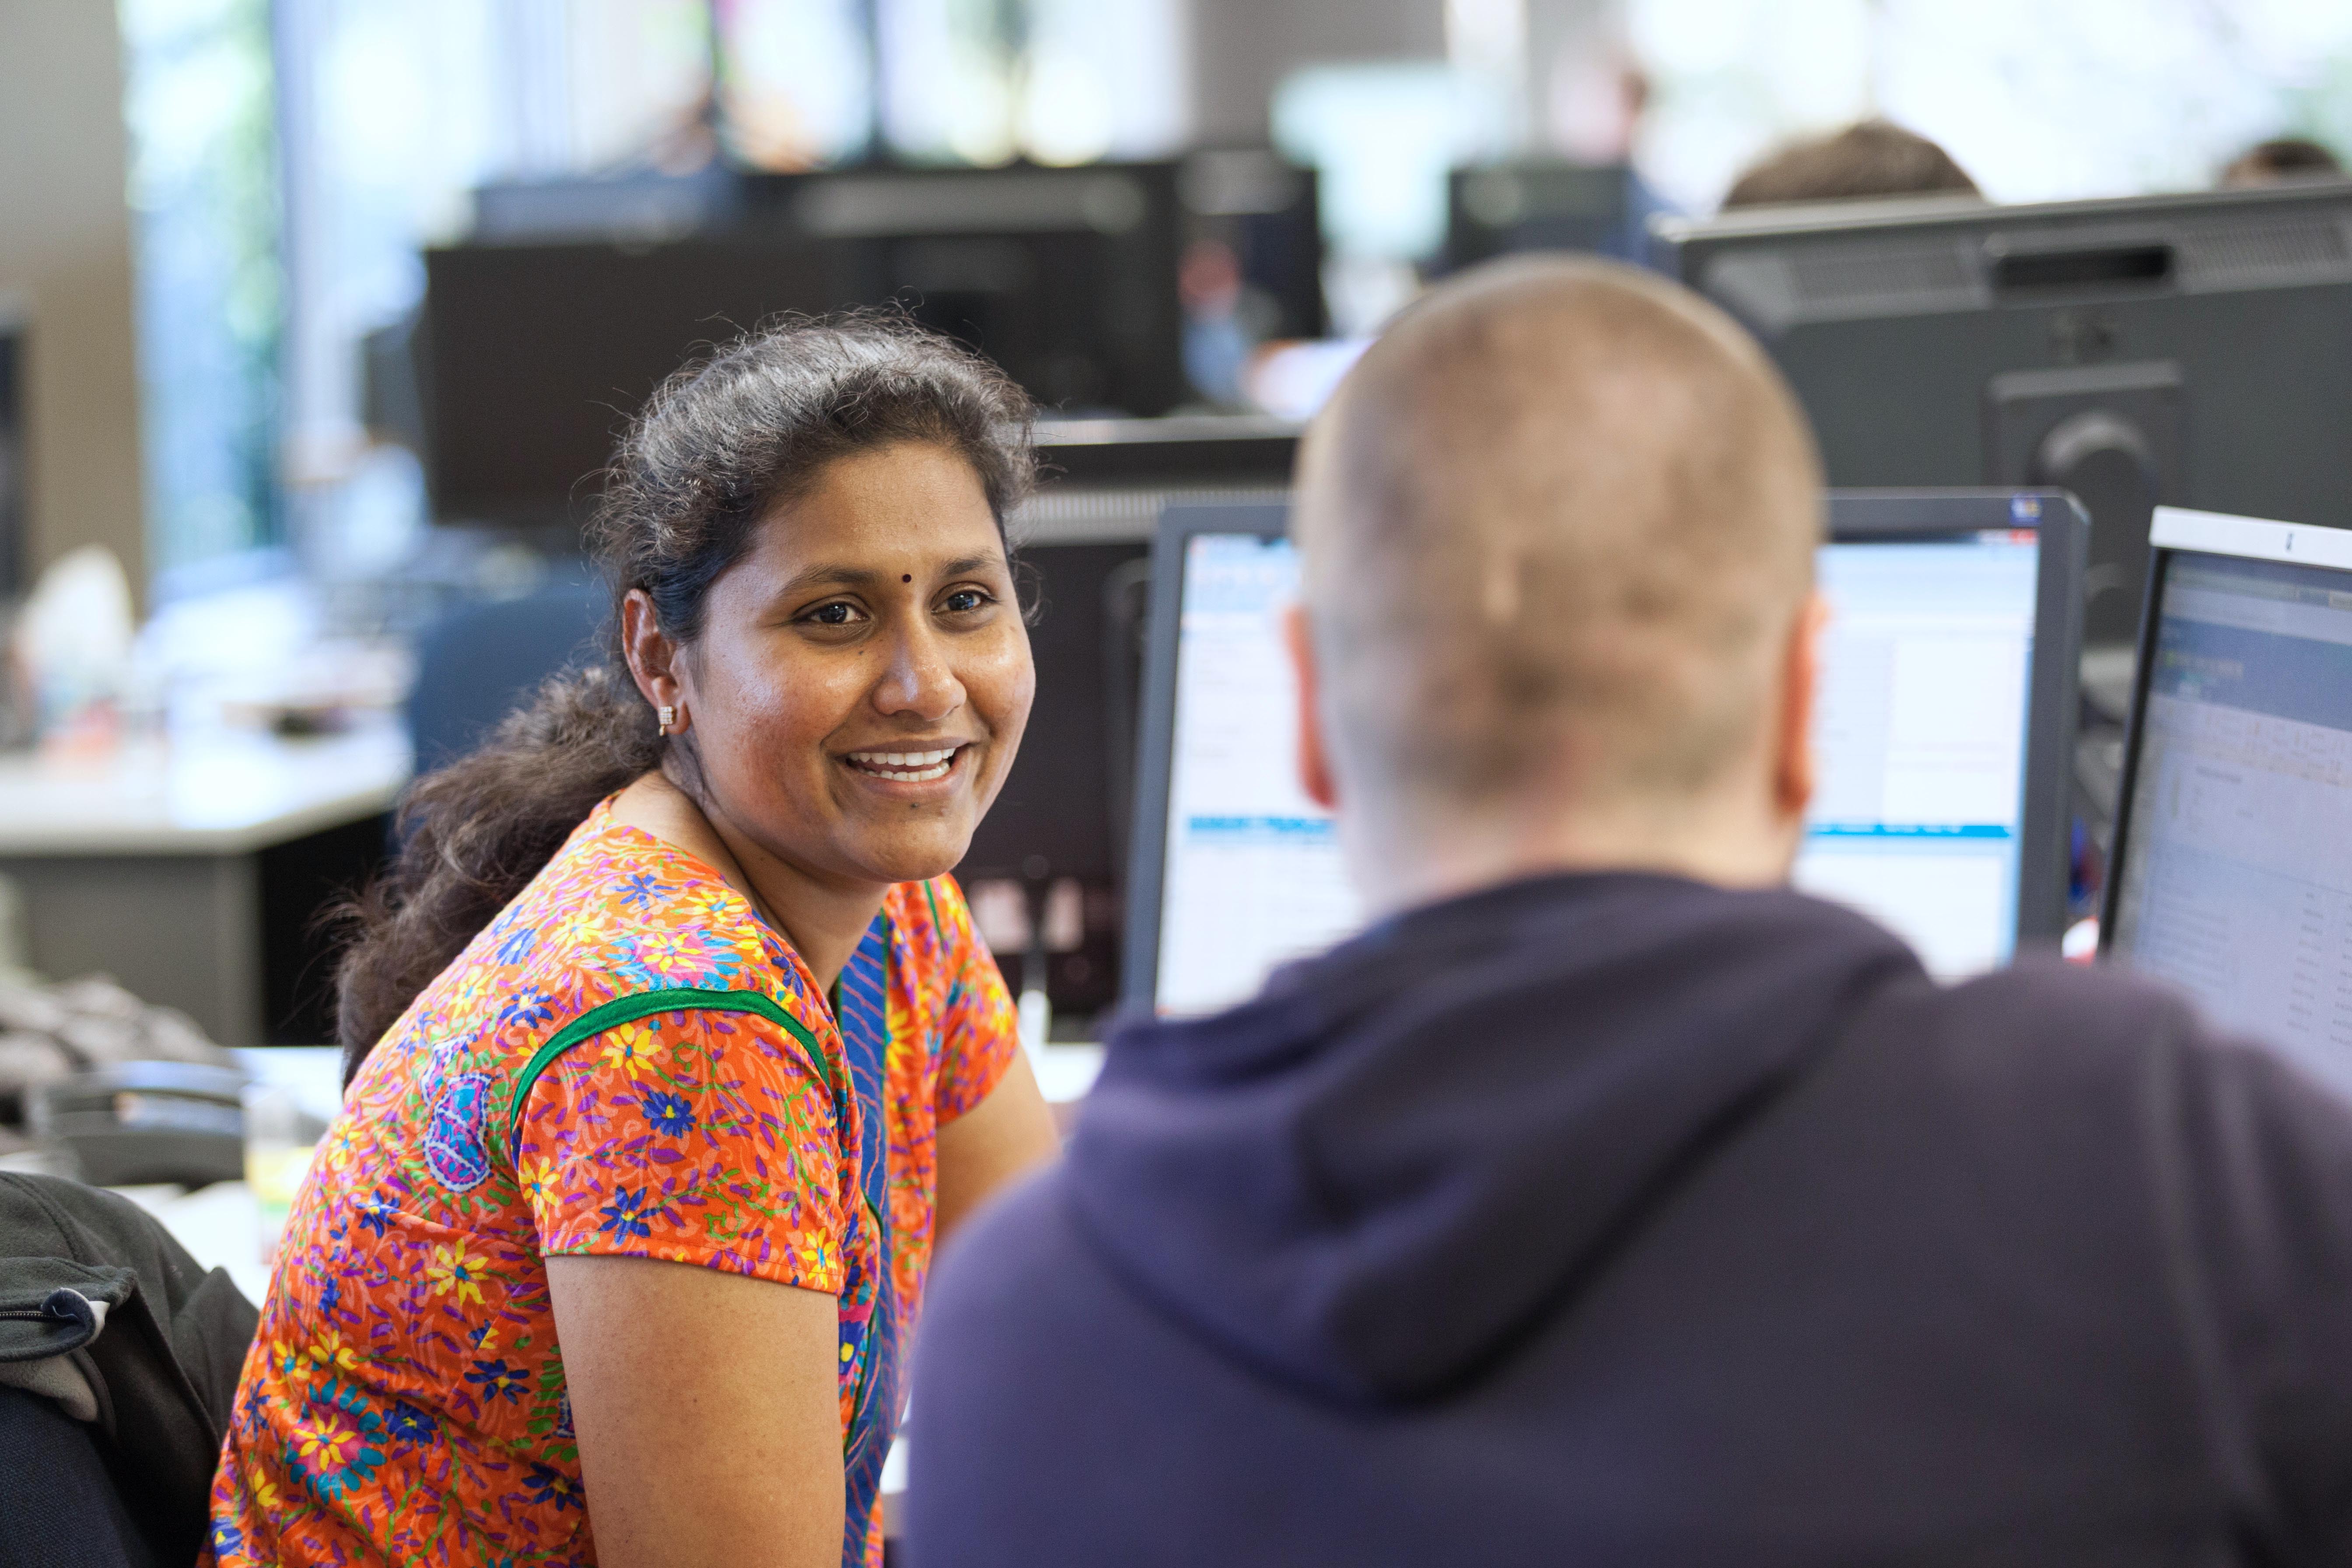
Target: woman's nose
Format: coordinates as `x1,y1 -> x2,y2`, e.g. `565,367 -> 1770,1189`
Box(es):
874,625 -> 964,721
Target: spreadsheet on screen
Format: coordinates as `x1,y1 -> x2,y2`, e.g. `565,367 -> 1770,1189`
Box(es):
2109,551 -> 2352,1094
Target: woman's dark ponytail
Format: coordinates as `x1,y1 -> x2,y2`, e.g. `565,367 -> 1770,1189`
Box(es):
332,313 -> 1033,1080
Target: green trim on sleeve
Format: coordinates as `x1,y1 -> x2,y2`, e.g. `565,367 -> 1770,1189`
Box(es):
503,987 -> 838,1159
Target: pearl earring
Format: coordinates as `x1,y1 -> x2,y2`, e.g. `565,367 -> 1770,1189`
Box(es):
658,704 -> 676,735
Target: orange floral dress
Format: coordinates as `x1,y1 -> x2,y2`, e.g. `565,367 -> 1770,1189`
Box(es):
205,798 -> 1019,1568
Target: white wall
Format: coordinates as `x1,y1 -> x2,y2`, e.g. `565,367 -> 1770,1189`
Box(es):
1627,0 -> 2352,211
1189,0 -> 1447,144
0,0 -> 147,595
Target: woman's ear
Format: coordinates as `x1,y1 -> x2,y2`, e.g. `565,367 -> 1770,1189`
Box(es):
620,590 -> 686,724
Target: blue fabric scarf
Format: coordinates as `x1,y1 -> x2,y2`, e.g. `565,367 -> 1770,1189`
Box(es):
832,914 -> 899,1567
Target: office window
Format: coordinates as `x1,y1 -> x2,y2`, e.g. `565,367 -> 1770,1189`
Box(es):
1875,0 -> 2352,203
226,0 -> 1187,581
119,0 -> 285,578
1626,0 -> 2352,209
273,0 -> 717,580
879,0 -> 1184,166
721,0 -> 876,168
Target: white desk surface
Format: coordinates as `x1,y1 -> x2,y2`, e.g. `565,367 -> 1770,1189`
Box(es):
0,721 -> 412,857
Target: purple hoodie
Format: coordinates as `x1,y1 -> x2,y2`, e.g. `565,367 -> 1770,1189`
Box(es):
908,872 -> 2352,1566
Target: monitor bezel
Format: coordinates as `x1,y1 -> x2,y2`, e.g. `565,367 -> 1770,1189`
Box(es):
2097,506 -> 2352,958
1122,489 -> 2089,1012
1650,178 -> 2352,286
1122,501 -> 1293,1012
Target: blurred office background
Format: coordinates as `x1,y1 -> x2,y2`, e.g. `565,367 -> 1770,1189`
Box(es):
9,0 -> 2342,597
29,0 -> 2352,595
2,0 -> 2352,1118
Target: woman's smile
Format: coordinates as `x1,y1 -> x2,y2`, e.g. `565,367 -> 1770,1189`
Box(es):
839,741 -> 973,788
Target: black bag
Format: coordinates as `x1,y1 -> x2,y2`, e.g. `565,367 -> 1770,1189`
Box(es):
0,1173 -> 259,1566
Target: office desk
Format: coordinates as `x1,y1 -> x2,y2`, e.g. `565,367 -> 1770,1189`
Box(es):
0,723 -> 411,1045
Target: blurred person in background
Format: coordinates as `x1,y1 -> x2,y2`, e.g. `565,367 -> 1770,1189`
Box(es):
1722,118 -> 1981,209
1547,51 -> 1678,264
204,317 -> 1060,1568
1181,237 -> 1266,408
2221,136 -> 2345,187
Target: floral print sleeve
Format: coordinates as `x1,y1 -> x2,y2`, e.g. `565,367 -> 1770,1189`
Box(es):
924,877 -> 1022,1123
520,1006 -> 850,1293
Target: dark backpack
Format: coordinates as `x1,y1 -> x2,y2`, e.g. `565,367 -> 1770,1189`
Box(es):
0,1173 -> 258,1566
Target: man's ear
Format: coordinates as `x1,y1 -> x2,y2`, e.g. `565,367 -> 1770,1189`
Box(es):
621,589 -> 685,715
1774,591 -> 1830,820
1283,602 -> 1339,812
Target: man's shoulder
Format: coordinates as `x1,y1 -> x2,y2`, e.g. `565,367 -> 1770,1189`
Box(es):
1862,956 -> 2220,1075
921,1157 -> 1176,1393
929,1162 -> 1086,1320
1849,957 -> 2352,1195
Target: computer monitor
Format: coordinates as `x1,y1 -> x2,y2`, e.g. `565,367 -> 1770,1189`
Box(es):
765,164 -> 1188,417
1442,161 -> 1649,271
2102,507 -> 2352,1087
417,163 -> 1191,527
1655,183 -> 2352,647
1179,150 -> 1327,343
1124,491 -> 2086,1015
953,419 -> 1298,1027
418,237 -> 857,527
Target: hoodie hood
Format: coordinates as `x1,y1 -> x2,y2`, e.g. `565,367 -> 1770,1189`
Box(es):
1068,872 -> 1920,1407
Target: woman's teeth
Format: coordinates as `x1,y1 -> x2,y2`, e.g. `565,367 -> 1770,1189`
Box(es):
847,746 -> 958,782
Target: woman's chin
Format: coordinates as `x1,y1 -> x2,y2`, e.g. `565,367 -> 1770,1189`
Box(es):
837,824 -> 978,890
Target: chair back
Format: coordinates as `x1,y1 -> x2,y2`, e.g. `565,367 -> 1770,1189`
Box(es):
407,577 -> 608,771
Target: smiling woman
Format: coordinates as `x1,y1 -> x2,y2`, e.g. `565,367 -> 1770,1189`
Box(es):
202,317 -> 1062,1568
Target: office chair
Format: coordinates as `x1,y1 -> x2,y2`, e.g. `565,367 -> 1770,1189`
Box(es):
406,578 -> 608,772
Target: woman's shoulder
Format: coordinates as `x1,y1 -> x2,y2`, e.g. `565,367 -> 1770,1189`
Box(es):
886,875 -> 982,966
883,876 -> 1016,1035
346,811 -> 839,1166
882,875 -> 1019,1104
478,802 -> 801,1000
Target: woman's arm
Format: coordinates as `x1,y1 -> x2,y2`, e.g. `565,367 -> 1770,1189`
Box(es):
934,1048 -> 1060,1250
547,1255 -> 843,1568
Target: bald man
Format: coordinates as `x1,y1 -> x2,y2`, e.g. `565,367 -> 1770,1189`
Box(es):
906,259 -> 2352,1566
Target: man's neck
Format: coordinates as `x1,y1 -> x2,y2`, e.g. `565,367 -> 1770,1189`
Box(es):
1342,795 -> 1800,922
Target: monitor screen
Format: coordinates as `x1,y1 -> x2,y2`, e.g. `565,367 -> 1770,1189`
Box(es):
1800,532 -> 2040,978
2107,549 -> 2352,1086
1150,526 -> 2044,1014
1154,534 -> 1358,1015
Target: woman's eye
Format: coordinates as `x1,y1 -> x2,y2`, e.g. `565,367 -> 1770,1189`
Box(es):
942,589 -> 990,614
805,601 -> 862,626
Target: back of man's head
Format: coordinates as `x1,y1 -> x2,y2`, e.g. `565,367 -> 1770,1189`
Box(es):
1722,119 -> 1980,209
1293,257 -> 1821,856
